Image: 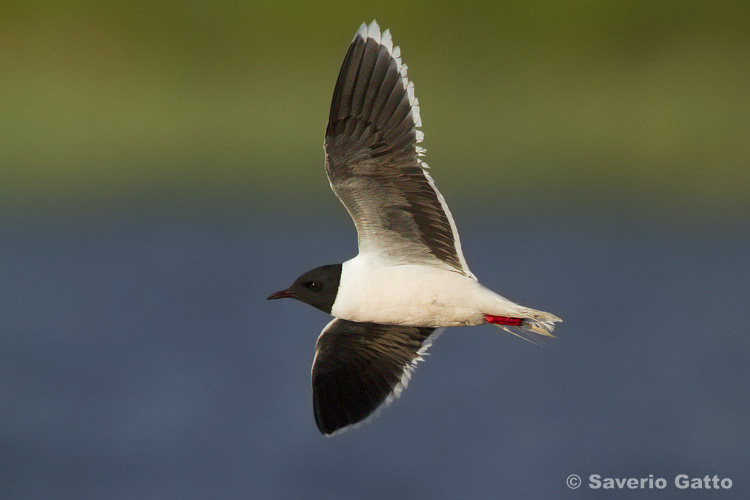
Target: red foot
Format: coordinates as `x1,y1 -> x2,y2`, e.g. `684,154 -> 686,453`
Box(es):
485,314 -> 525,327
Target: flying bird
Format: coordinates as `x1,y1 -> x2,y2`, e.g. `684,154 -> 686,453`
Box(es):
268,21 -> 561,435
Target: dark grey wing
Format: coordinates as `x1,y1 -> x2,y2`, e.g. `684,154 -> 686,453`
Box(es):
311,318 -> 440,436
324,21 -> 474,277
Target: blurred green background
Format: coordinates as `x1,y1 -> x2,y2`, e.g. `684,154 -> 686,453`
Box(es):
2,0 -> 749,215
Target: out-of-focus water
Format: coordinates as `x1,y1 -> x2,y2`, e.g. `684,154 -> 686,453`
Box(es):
1,205 -> 748,499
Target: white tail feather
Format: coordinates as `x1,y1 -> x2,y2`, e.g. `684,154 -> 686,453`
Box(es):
494,307 -> 561,346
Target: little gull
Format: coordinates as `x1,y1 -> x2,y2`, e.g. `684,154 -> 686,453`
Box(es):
268,20 -> 561,435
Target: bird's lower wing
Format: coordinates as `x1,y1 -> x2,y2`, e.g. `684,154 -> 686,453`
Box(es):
311,318 -> 441,435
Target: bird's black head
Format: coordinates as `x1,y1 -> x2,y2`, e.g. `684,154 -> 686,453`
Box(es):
267,264 -> 342,314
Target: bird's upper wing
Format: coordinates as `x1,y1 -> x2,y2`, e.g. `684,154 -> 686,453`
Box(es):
311,318 -> 441,435
324,21 -> 474,278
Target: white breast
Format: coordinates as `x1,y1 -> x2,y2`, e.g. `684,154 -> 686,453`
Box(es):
331,255 -> 501,327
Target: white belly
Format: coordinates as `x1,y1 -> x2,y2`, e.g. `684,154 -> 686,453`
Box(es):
330,256 -> 509,327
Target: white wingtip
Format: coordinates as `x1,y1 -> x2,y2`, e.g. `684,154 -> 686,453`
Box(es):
366,20 -> 381,41
412,97 -> 422,127
355,22 -> 368,41
381,28 -> 393,52
406,81 -> 415,103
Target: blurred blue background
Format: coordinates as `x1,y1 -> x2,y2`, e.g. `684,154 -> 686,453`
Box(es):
2,1 -> 749,498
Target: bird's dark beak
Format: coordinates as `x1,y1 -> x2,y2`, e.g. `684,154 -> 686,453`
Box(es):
267,289 -> 295,300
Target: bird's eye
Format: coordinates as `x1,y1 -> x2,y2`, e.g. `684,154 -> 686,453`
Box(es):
304,281 -> 320,290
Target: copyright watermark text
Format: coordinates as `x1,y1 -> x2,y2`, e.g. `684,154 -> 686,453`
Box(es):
567,474 -> 733,490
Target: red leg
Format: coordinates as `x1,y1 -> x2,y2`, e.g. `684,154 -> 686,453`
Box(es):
485,314 -> 525,327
